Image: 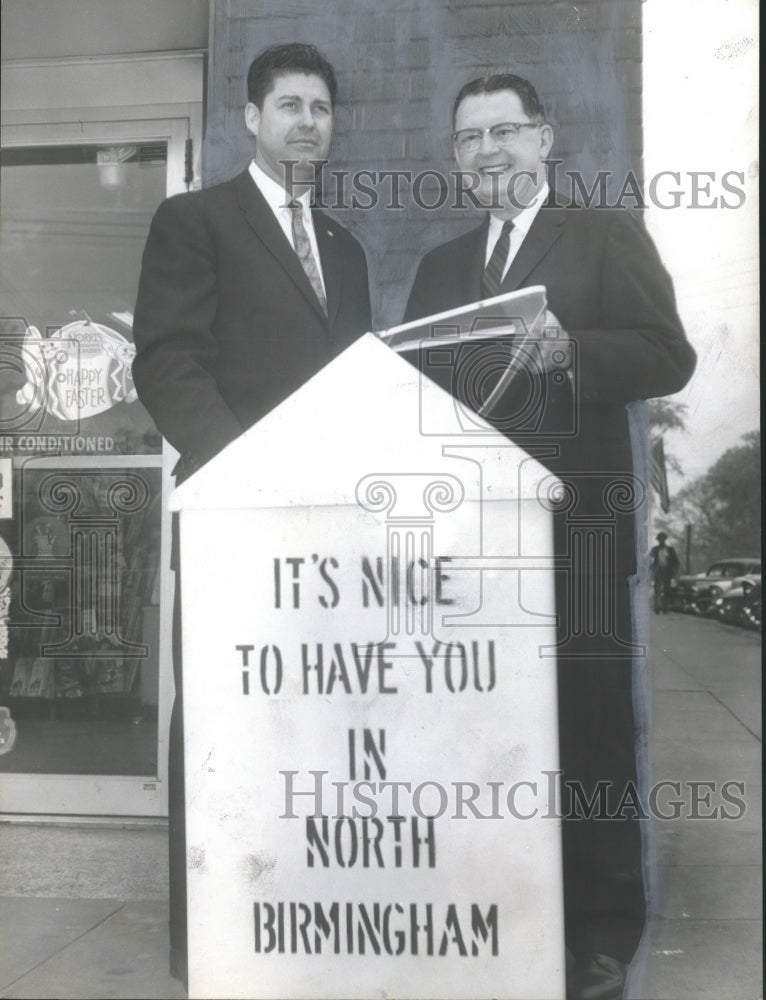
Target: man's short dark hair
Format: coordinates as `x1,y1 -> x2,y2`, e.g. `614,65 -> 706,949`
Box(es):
452,74 -> 546,127
247,43 -> 338,108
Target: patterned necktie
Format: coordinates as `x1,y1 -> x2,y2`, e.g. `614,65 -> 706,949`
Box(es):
482,220 -> 514,298
289,202 -> 327,316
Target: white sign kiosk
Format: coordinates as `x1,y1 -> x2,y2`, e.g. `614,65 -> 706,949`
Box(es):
171,334 -> 565,999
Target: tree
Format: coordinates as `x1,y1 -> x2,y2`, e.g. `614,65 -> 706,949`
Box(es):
667,431 -> 761,571
648,399 -> 688,477
648,399 -> 688,434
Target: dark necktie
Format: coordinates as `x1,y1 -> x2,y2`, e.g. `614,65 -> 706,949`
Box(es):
289,202 -> 327,316
482,220 -> 514,298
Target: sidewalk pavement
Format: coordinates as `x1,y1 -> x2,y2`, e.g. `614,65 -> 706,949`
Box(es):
0,613 -> 761,999
636,612 -> 762,1000
0,823 -> 184,1000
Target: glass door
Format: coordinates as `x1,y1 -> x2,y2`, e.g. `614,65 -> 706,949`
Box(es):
0,119 -> 187,815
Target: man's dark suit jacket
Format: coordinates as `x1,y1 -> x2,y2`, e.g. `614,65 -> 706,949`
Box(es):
132,168 -> 372,481
405,200 -> 696,964
405,201 -> 697,574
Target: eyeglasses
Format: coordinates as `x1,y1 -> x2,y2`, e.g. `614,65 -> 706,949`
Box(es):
452,122 -> 542,152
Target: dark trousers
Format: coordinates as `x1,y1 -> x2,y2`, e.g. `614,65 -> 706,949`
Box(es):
168,569 -> 187,960
555,568 -> 646,965
652,573 -> 673,613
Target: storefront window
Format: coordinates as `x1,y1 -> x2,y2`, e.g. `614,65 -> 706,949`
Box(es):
0,143 -> 165,454
0,141 -> 168,786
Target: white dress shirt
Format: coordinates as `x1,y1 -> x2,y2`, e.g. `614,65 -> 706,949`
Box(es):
485,181 -> 550,280
248,160 -> 326,295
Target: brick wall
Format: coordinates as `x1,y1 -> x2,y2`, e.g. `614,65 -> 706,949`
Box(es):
204,0 -> 643,328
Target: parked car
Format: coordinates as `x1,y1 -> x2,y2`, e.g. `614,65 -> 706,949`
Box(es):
673,558 -> 762,616
713,574 -> 762,630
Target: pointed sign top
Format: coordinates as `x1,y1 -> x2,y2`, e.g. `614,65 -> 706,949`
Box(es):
170,334 -> 554,512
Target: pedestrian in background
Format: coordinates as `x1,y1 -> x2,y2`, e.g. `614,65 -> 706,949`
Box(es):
650,532 -> 680,613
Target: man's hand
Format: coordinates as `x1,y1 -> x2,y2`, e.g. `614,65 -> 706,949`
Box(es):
526,309 -> 573,374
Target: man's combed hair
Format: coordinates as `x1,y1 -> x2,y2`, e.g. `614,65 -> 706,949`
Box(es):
452,74 -> 546,127
247,43 -> 338,108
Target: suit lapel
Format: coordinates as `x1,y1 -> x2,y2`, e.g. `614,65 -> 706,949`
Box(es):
501,204 -> 567,292
465,218 -> 490,301
234,170 -> 328,323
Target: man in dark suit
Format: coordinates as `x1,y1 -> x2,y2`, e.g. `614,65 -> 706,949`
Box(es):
405,74 -> 696,1000
132,43 -> 371,986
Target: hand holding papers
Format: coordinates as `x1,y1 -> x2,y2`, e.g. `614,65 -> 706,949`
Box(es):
538,309 -> 573,375
376,287 -> 574,430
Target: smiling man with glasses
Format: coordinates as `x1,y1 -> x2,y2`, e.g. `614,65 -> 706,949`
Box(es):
451,76 -> 551,218
405,73 -> 697,1000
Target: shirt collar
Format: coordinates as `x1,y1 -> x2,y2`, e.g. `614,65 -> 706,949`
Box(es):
248,159 -> 312,216
488,180 -> 550,239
